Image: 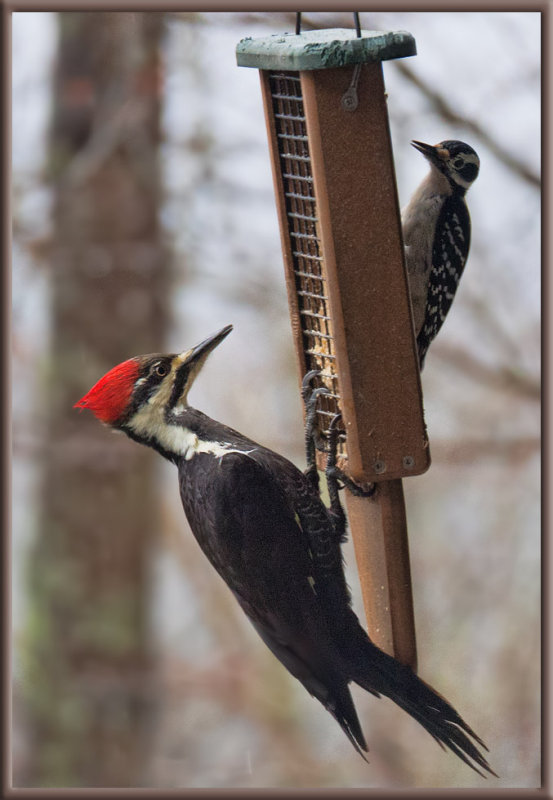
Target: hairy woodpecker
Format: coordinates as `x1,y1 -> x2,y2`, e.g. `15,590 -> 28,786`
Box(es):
75,325 -> 494,776
402,139 -> 480,368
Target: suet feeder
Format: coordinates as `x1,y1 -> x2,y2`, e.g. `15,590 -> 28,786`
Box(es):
237,21 -> 428,671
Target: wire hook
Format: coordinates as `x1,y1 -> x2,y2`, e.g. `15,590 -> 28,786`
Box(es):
295,12 -> 362,36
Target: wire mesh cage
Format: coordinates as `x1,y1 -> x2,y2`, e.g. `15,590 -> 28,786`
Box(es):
269,71 -> 344,453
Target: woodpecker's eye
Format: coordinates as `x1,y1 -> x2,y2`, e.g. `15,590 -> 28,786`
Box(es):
453,158 -> 464,170
155,364 -> 168,378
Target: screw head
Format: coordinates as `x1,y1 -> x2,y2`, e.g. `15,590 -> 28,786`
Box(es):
341,89 -> 359,112
403,455 -> 415,469
373,459 -> 386,474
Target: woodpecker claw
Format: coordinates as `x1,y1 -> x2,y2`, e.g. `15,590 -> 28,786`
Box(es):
324,414 -> 347,540
327,414 -> 376,500
301,371 -> 332,490
328,467 -> 377,499
301,369 -> 322,401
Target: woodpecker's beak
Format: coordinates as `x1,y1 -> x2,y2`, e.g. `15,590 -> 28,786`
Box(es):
181,324 -> 233,367
411,140 -> 450,167
167,325 -> 233,410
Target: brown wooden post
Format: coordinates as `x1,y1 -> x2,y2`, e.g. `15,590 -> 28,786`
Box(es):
237,28 -> 425,671
346,482 -> 417,669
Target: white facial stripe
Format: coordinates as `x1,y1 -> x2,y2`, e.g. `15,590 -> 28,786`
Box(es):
180,433 -> 257,461
127,401 -> 171,445
452,173 -> 473,189
127,404 -> 256,460
450,152 -> 479,188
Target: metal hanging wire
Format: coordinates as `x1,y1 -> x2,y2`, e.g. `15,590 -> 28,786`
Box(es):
295,12 -> 362,37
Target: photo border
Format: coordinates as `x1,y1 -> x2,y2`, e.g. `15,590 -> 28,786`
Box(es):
4,2 -> 548,797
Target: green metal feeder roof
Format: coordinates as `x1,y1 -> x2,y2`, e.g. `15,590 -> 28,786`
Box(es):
236,29 -> 416,71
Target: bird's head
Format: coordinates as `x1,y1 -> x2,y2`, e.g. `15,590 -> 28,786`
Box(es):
74,325 -> 233,441
411,139 -> 480,194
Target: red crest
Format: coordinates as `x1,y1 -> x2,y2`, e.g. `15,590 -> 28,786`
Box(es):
74,358 -> 140,424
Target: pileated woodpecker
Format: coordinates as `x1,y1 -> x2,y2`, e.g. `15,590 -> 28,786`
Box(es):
75,325 -> 494,776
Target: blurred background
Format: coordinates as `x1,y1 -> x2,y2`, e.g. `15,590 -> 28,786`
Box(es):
11,10 -> 540,790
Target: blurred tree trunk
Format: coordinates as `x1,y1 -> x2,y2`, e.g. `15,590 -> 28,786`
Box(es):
23,12 -> 167,787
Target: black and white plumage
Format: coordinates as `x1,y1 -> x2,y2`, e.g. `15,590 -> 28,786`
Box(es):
402,140 -> 480,368
75,325 -> 495,776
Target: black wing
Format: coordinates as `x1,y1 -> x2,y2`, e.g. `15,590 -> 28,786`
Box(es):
417,195 -> 471,367
188,452 -> 351,632
178,451 -> 368,753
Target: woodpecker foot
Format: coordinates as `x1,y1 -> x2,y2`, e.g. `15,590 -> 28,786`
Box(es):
301,370 -> 329,450
323,414 -> 346,540
301,369 -> 322,404
326,467 -> 377,498
326,414 -> 376,500
301,370 -> 329,489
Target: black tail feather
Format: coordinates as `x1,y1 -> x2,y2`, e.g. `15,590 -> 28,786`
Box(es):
327,683 -> 369,761
350,641 -> 497,777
